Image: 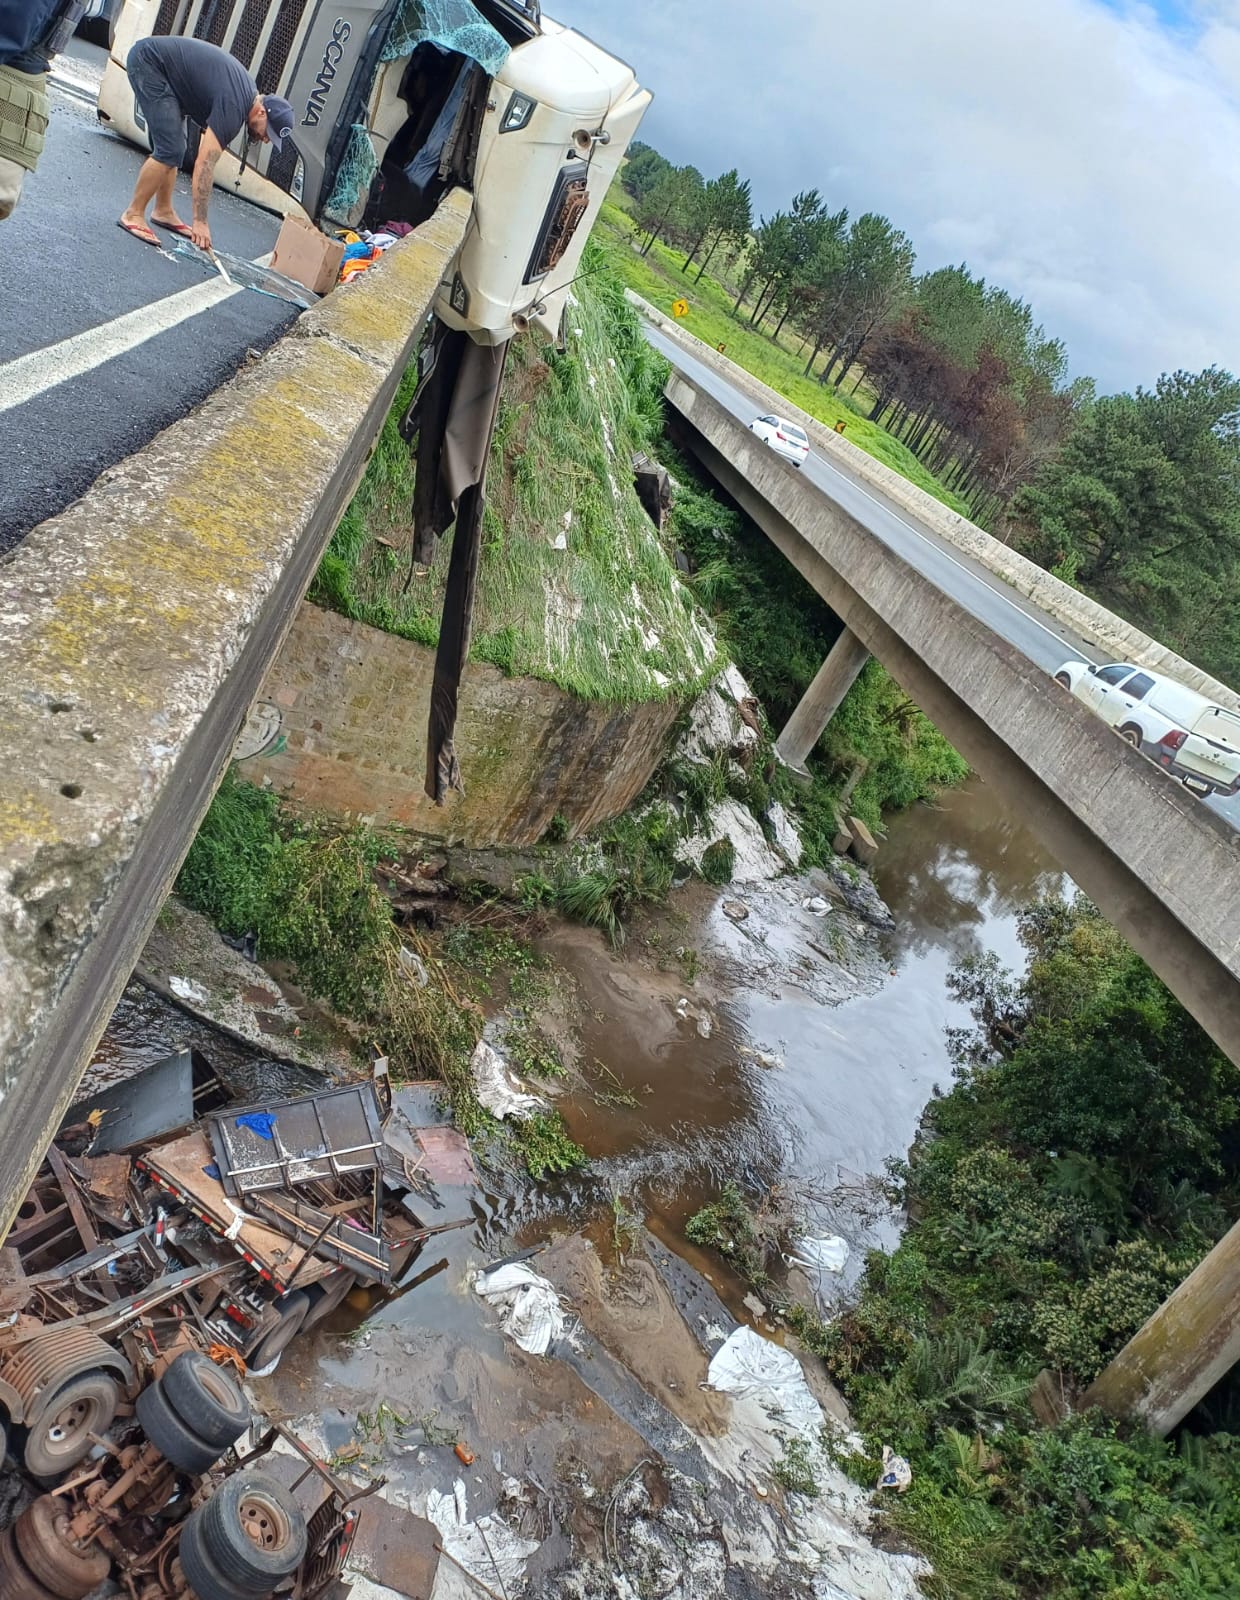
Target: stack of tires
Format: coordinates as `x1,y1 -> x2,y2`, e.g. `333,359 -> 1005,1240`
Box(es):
0,1494 -> 110,1600
136,1352 -> 251,1475
178,1472 -> 308,1600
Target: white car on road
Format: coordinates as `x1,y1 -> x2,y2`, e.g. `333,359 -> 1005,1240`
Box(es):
1055,659 -> 1240,798
750,414 -> 810,467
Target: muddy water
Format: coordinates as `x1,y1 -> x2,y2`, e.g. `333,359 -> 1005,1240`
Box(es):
543,775 -> 1067,1286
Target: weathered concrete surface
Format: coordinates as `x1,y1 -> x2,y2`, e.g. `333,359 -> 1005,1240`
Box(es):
244,603 -> 681,846
665,375 -> 1240,1069
774,625 -> 870,772
0,189 -> 472,1239
631,291 -> 1240,714
1083,1217 -> 1240,1435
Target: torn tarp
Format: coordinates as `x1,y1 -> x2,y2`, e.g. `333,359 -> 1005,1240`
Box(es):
473,1262 -> 565,1354
383,0 -> 510,75
411,330 -> 511,803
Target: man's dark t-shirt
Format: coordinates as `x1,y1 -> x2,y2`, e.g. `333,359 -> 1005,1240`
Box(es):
142,36 -> 257,145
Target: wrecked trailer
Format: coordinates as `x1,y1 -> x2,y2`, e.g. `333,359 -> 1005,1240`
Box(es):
0,1051 -> 467,1480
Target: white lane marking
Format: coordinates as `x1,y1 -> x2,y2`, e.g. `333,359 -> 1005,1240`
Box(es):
650,326 -> 1087,662
0,255 -> 273,416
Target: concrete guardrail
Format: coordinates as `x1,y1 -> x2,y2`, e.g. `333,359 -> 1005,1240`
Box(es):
0,188 -> 473,1238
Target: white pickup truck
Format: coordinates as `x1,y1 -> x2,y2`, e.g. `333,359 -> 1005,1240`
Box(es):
1055,659 -> 1240,798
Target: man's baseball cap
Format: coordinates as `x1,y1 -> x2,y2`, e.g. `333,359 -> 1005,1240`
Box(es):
262,96 -> 296,152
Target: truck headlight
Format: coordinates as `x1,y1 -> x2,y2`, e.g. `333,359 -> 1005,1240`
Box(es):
449,272 -> 469,317
500,92 -> 536,134
290,157 -> 305,202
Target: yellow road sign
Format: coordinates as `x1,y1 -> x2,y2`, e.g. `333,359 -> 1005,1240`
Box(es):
671,299 -> 689,318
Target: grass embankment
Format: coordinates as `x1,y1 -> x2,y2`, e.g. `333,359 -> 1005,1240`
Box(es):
595,199 -> 970,517
311,255 -> 715,703
176,773 -> 585,1179
667,451 -> 966,838
687,898 -> 1240,1599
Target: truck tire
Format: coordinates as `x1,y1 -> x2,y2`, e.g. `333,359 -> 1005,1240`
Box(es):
13,1497 -> 110,1599
1054,672 -> 1072,689
199,1471 -> 308,1590
136,1381 -> 221,1476
1118,723 -> 1142,749
302,1271 -> 356,1331
23,1371 -> 119,1480
160,1353 -> 251,1450
245,1291 -> 309,1372
0,1527 -> 61,1600
177,1514 -> 256,1600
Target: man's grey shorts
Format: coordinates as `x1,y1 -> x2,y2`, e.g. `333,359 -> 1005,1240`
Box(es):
127,39 -> 188,167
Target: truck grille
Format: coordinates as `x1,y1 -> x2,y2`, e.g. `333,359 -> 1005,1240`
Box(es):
255,0 -> 309,95
152,0 -> 185,35
193,0 -> 238,47
229,0 -> 270,70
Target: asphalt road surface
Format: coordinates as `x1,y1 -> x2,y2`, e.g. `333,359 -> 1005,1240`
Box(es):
0,42 -> 295,550
645,322 -> 1240,830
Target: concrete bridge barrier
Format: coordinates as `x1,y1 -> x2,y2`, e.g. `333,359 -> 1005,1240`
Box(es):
0,189 -> 472,1238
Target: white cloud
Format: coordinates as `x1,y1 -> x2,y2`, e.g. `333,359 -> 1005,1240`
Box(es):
554,0 -> 1240,391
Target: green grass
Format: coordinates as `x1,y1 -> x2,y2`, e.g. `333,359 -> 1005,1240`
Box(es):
598,199 -> 970,517
310,252 -> 717,704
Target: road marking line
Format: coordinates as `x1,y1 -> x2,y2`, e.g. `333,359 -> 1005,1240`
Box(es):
0,256 -> 272,416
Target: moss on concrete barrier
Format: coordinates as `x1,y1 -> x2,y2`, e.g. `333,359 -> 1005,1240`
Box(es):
0,189 -> 472,1236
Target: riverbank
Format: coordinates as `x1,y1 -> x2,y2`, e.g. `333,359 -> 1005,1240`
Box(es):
86,771 -> 1065,1597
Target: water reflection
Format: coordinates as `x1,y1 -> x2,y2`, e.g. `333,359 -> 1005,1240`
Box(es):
878,776 -> 1068,964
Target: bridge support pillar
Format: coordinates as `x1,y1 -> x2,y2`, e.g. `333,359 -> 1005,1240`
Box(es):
1083,1216 -> 1240,1435
775,627 -> 870,772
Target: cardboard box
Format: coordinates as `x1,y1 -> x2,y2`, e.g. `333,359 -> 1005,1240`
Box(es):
270,214 -> 344,296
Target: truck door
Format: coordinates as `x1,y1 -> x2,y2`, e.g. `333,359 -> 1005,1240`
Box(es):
1081,663 -> 1134,716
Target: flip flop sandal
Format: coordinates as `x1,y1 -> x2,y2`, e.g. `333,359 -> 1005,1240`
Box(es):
117,219 -> 161,247
151,218 -> 195,240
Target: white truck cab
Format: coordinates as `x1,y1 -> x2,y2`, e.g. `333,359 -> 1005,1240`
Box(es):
1055,659 -> 1240,798
97,0 -> 649,344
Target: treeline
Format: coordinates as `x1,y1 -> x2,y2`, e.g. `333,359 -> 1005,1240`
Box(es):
624,142 -> 1089,526
623,143 -> 1240,689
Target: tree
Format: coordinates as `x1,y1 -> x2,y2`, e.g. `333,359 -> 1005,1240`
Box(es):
633,164 -> 703,256
681,168 -> 752,279
1015,368 -> 1240,666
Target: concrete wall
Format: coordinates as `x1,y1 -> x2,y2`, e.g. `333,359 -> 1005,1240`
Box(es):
0,192 -> 473,1240
631,291 -> 1240,715
665,375 -> 1240,1069
246,604 -> 680,846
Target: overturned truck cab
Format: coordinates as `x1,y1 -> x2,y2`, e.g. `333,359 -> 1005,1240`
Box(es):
98,0 -> 650,344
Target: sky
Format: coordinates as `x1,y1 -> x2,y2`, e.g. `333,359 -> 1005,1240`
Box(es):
552,0 -> 1240,394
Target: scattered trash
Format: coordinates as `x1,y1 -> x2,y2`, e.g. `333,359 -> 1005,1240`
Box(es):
550,530 -> 568,550
802,896 -> 832,917
740,1046 -> 784,1071
169,975 -> 210,1004
470,1039 -> 546,1120
454,1442 -> 476,1465
790,1235 -> 850,1275
722,899 -> 749,922
398,945 -> 429,987
473,1261 -> 566,1355
878,1444 -> 912,1493
428,1479 -> 541,1596
743,1292 -> 768,1319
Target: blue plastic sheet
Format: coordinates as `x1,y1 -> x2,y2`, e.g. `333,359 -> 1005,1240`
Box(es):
236,1111 -> 277,1141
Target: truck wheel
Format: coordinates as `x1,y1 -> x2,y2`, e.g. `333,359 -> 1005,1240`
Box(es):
13,1496 -> 110,1599
177,1514 -> 255,1600
136,1381 -> 222,1476
199,1471 -> 308,1589
245,1290 -> 309,1372
1054,672 -> 1072,689
160,1352 -> 251,1450
0,1527 -> 62,1600
1118,724 -> 1142,749
302,1271 -> 356,1331
23,1371 -> 119,1479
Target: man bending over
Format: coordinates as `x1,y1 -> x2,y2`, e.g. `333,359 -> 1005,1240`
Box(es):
118,35 -> 293,251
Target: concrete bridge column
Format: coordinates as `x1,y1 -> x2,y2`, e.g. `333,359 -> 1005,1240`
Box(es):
1083,1217 -> 1240,1436
775,627 -> 870,772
